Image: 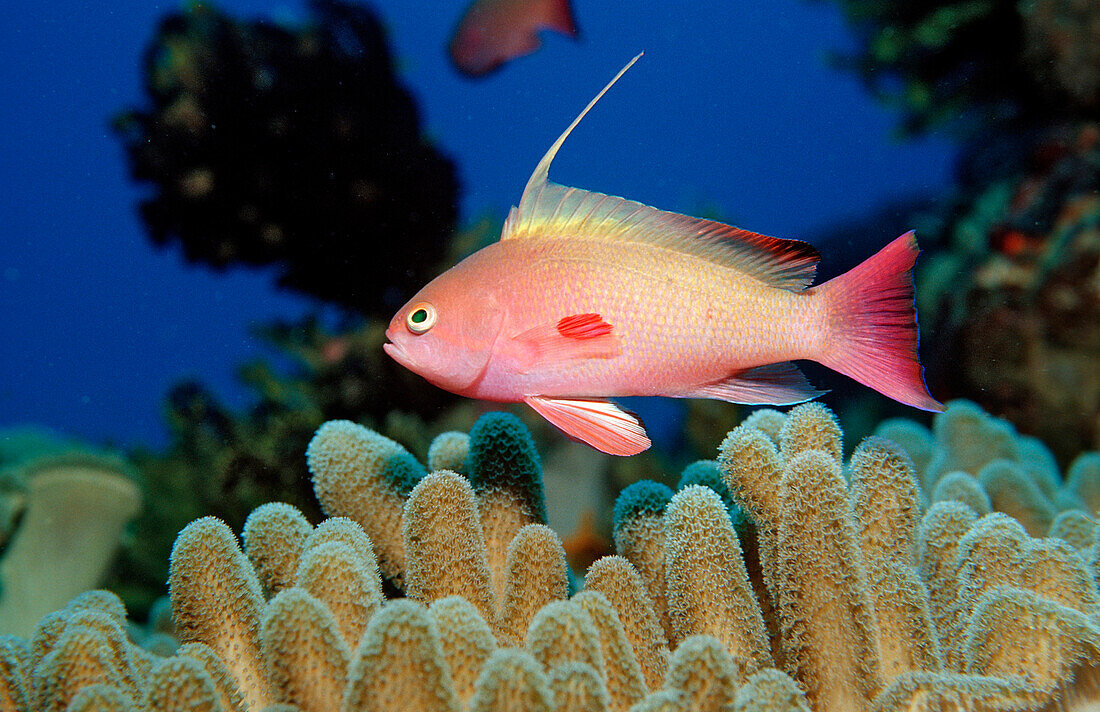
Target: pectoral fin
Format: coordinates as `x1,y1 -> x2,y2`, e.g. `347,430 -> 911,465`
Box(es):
513,313 -> 622,369
524,396 -> 651,456
684,362 -> 825,405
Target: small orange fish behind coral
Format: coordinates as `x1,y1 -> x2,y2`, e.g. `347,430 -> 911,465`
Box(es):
562,509 -> 613,572
385,55 -> 942,456
449,0 -> 578,76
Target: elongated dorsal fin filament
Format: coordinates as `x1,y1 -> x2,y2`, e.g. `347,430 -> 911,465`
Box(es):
520,53 -> 643,204
499,52 -> 820,292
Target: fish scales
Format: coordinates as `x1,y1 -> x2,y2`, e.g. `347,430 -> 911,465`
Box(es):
469,236 -> 816,400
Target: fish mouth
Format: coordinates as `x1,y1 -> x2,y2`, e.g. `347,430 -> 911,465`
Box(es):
382,338 -> 412,370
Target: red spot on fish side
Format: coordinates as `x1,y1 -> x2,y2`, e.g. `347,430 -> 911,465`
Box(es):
557,313 -> 613,340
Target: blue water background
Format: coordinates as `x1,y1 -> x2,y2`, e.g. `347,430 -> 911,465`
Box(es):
0,0 -> 955,448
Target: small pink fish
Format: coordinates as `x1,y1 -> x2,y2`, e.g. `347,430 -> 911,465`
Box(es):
449,0 -> 577,76
385,55 -> 942,456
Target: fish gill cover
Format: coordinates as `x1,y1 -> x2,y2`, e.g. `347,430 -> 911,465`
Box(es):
112,0 -> 460,314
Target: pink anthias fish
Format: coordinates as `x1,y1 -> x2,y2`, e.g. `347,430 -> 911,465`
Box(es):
385,55 -> 943,456
449,0 -> 577,77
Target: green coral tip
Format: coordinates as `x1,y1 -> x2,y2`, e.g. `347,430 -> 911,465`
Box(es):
612,480 -> 673,530
566,567 -> 581,597
677,460 -> 727,498
382,451 -> 427,497
676,460 -> 748,535
468,412 -> 541,473
467,411 -> 547,522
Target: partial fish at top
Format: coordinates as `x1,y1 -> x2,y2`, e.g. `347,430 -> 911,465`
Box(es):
385,54 -> 943,456
449,0 -> 578,76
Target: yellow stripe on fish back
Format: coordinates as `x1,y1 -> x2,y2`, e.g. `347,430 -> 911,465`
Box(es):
500,237 -> 817,395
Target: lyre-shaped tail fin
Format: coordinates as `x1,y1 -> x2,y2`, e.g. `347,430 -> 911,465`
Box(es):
816,231 -> 943,412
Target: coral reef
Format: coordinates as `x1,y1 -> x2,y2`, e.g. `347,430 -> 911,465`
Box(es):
0,435 -> 141,638
1020,0 -> 1100,114
7,403 -> 1100,710
822,0 -> 1098,136
820,0 -> 1100,461
0,428 -> 66,552
111,316 -> 461,617
918,123 -> 1100,463
113,0 -> 459,314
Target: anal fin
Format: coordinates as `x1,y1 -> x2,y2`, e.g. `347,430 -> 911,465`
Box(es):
684,362 -> 825,406
524,396 -> 650,456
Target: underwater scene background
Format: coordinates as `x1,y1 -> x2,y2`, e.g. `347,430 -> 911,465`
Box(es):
2,0 -> 1099,710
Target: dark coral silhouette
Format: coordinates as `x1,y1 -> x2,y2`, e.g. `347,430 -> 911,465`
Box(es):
823,0 -> 1099,137
114,0 -> 460,314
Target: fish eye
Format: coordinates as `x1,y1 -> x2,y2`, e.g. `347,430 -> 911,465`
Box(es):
406,302 -> 437,334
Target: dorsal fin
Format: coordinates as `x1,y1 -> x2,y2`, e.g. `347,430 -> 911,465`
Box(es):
519,53 -> 643,214
500,53 -> 820,292
502,53 -> 641,243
